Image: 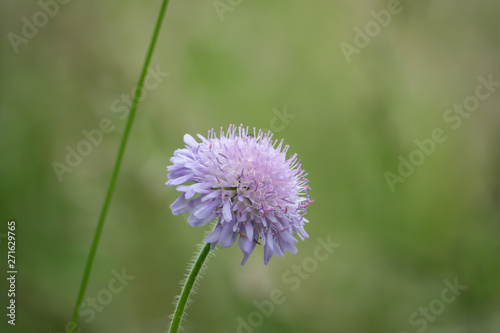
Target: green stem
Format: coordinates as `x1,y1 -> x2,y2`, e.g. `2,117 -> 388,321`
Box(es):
169,242 -> 212,333
68,1 -> 171,332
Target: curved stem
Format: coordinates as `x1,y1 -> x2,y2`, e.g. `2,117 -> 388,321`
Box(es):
68,1 -> 171,332
169,242 -> 212,333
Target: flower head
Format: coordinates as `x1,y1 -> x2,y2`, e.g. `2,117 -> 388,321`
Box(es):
166,124 -> 312,265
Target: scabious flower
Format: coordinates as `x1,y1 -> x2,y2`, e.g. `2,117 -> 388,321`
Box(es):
166,124 -> 313,265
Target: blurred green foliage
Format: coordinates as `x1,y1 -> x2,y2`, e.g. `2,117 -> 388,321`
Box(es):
1,0 -> 499,332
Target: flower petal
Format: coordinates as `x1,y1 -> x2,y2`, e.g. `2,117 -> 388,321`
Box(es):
205,225 -> 222,243
244,221 -> 253,241
184,134 -> 198,147
193,198 -> 222,219
222,199 -> 233,222
264,242 -> 273,265
166,174 -> 193,186
171,197 -> 202,215
165,124 -> 313,265
239,236 -> 256,266
220,222 -> 237,248
170,193 -> 188,212
187,212 -> 216,227
177,183 -> 211,199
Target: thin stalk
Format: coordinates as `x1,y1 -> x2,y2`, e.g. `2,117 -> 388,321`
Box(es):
68,1 -> 171,332
168,242 -> 212,333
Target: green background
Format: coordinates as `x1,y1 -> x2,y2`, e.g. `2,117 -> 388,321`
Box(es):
1,0 -> 499,332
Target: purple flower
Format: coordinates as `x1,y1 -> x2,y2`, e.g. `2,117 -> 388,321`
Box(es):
166,124 -> 313,265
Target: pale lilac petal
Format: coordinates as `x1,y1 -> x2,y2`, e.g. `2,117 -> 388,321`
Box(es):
184,134 -> 198,147
201,190 -> 223,202
279,229 -> 298,245
166,174 -> 193,186
197,134 -> 208,143
205,225 -> 222,243
271,237 -> 284,258
277,232 -> 298,254
187,212 -> 216,227
177,183 -> 211,199
170,193 -> 188,211
266,213 -> 278,223
193,199 -> 222,219
241,253 -> 251,266
264,233 -> 282,257
171,197 -> 202,215
238,235 -> 252,253
220,222 -> 237,248
222,199 -> 233,222
264,242 -> 273,265
244,221 -> 253,240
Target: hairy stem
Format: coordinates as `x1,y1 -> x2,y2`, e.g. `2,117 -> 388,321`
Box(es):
168,242 -> 212,333
68,1 -> 171,332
